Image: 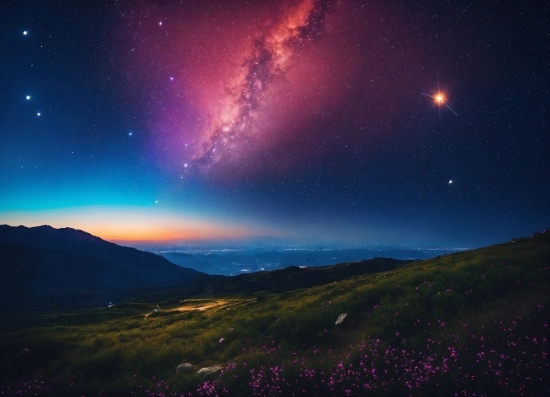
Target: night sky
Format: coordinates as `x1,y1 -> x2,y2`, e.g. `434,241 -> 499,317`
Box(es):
1,0 -> 548,247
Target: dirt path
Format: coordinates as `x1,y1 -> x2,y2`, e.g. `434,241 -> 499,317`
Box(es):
144,298 -> 255,317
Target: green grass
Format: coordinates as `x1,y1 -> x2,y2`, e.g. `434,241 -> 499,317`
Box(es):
0,232 -> 548,396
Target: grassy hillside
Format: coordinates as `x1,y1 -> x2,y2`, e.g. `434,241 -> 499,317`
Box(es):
0,231 -> 548,396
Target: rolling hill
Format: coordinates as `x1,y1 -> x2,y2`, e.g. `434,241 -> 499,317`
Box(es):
0,225 -> 203,313
175,257 -> 412,297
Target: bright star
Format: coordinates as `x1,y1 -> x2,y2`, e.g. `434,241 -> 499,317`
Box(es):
23,30 -> 28,35
26,95 -> 31,100
448,179 -> 453,184
421,91 -> 459,117
128,131 -> 133,136
421,73 -> 460,119
37,112 -> 41,116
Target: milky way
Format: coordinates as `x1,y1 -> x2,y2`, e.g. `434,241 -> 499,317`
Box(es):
117,0 -> 360,178
195,0 -> 335,169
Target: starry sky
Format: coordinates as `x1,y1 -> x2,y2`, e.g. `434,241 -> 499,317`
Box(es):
0,0 -> 548,247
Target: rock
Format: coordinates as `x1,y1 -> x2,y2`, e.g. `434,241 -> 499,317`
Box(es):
18,348 -> 30,356
176,363 -> 194,371
196,364 -> 223,376
335,313 -> 347,324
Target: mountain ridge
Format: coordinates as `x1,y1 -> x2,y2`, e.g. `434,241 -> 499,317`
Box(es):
0,225 -> 204,313
0,224 -> 412,314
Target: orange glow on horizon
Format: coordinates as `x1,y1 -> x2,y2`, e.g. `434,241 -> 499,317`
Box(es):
95,224 -> 259,244
0,206 -> 279,244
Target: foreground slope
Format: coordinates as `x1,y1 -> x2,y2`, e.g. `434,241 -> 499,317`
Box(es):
0,231 -> 548,396
0,225 -> 203,313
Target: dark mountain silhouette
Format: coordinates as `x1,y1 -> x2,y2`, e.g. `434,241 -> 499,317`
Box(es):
0,225 -> 203,312
134,257 -> 413,303
213,257 -> 412,294
160,252 -> 216,273
0,225 -> 412,314
160,247 -> 439,276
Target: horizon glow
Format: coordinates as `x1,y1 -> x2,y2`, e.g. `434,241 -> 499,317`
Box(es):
0,206 -> 279,244
0,0 -> 547,248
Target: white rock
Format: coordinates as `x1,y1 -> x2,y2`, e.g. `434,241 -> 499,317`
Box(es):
176,363 -> 194,371
335,313 -> 347,325
196,365 -> 224,376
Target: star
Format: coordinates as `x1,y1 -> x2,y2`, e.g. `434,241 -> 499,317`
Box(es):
448,179 -> 453,184
26,95 -> 31,100
422,91 -> 459,117
37,112 -> 41,116
23,30 -> 28,35
128,131 -> 133,136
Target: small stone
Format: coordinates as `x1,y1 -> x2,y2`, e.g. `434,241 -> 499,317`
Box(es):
196,365 -> 223,376
335,313 -> 347,325
176,363 -> 194,371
